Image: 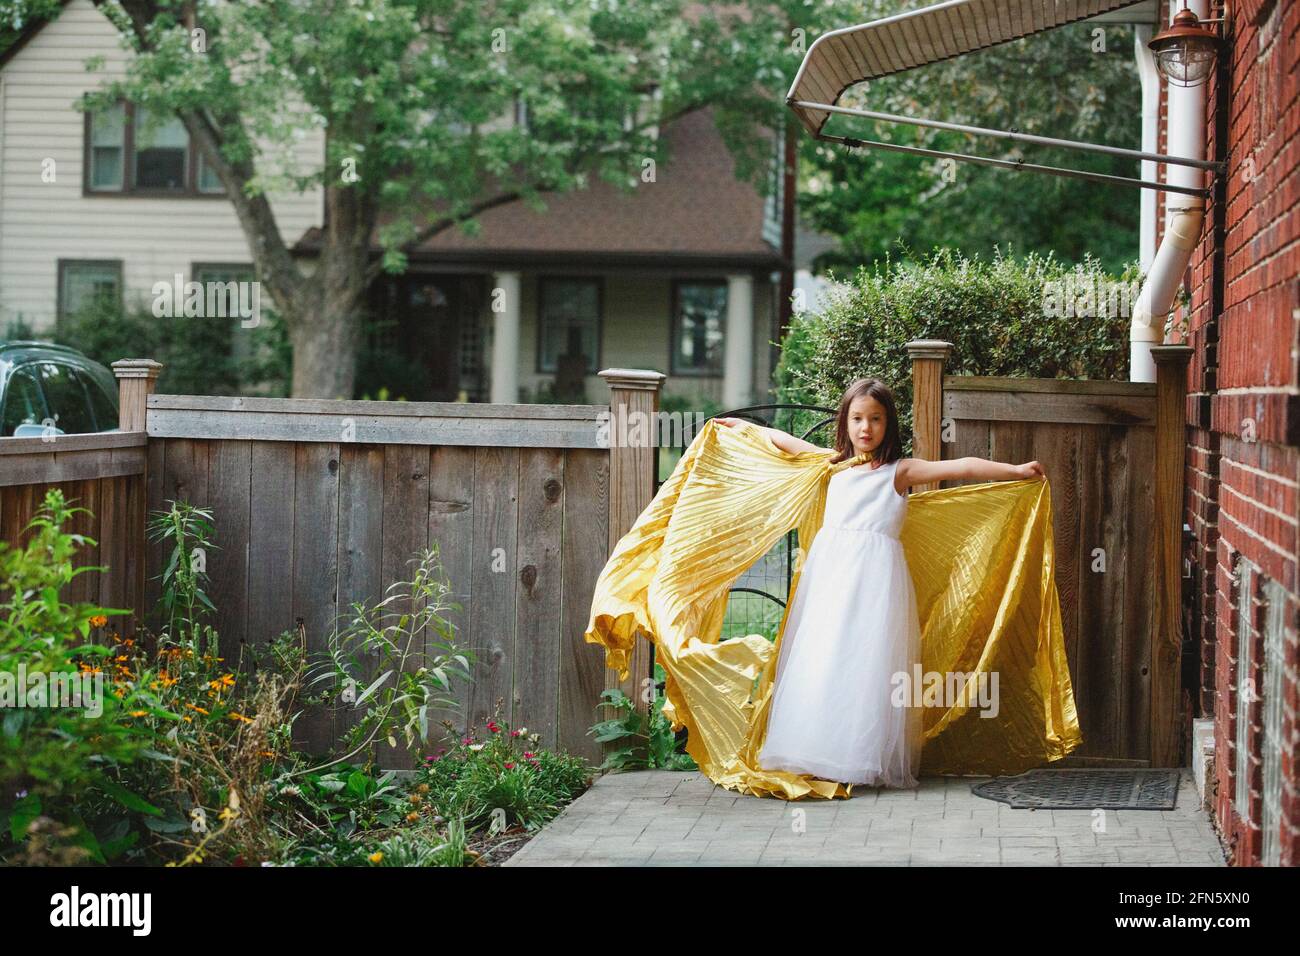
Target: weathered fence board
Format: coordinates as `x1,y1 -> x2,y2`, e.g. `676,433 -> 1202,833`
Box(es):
914,357 -> 1184,767
0,431 -> 147,635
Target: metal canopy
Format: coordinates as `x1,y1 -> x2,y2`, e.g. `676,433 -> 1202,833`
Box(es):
783,0 -> 1217,196
787,0 -> 1153,139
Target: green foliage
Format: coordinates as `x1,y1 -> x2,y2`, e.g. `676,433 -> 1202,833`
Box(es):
802,5 -> 1143,274
418,702 -> 593,836
774,248 -> 1142,450
307,545 -> 475,762
48,298 -> 291,397
146,500 -> 218,641
589,662 -> 697,772
0,486 -> 591,865
0,489 -> 146,864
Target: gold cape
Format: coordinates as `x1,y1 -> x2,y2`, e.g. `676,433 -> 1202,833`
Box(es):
583,418 -> 1082,800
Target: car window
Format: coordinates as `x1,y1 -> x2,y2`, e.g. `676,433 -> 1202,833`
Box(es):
1,366 -> 48,436
83,375 -> 119,431
33,362 -> 98,434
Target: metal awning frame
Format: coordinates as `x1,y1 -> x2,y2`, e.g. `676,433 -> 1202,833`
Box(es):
789,98 -> 1222,199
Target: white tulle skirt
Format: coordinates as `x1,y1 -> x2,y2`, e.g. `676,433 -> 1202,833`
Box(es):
757,525 -> 924,788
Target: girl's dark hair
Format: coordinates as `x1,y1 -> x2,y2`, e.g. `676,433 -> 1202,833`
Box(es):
827,377 -> 904,466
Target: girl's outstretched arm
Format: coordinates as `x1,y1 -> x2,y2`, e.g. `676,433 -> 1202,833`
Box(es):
901,456 -> 1045,488
714,417 -> 826,454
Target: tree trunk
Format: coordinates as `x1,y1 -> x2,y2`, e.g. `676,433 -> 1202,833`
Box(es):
289,285 -> 360,399
288,178 -> 377,398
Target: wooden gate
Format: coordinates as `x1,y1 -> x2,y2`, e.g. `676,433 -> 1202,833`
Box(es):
910,340 -> 1193,768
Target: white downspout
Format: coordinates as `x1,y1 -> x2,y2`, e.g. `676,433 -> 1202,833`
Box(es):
1130,0 -> 1208,383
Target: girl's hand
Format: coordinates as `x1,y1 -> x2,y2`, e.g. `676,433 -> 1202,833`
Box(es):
714,417 -> 744,428
1017,460 -> 1045,480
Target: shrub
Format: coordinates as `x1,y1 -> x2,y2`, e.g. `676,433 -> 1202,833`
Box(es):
420,700 -> 593,835
0,490 -> 148,864
773,247 -> 1145,452
589,662 -> 697,772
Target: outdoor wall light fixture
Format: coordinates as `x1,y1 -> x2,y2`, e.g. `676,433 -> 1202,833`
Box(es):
1148,6 -> 1225,88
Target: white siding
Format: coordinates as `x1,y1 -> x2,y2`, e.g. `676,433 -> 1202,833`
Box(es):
0,0 -> 324,331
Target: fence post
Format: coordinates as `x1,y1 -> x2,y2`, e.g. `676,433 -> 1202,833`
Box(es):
1150,344 -> 1192,767
597,368 -> 666,730
111,359 -> 162,637
905,340 -> 953,492
111,359 -> 163,432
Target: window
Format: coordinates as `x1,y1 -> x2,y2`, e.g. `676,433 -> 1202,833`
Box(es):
1233,557 -> 1255,816
671,280 -> 727,376
1260,578 -> 1285,866
89,103 -> 126,191
537,278 -> 600,374
193,263 -> 256,365
134,108 -> 188,189
0,366 -> 47,436
58,260 -> 122,322
83,100 -> 226,196
30,362 -> 98,434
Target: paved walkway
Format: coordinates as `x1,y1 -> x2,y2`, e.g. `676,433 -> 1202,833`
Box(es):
504,769 -> 1227,866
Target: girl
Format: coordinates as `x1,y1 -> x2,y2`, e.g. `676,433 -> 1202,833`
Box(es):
715,377 -> 1045,790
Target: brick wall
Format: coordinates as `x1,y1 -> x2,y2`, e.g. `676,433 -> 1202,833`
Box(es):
1173,0 -> 1299,866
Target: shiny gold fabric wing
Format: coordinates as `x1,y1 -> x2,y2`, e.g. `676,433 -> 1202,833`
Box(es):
583,419 -> 1081,800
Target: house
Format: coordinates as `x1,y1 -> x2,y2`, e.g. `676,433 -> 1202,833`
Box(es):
0,0 -> 797,410
788,0 -> 1298,867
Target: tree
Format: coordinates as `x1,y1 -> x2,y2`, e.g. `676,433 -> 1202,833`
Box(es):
4,0 -> 1148,395
5,0 -> 816,397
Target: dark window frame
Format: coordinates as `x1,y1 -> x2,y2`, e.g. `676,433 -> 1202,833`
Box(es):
82,98 -> 227,199
56,258 -> 124,325
669,277 -> 728,378
535,275 -> 603,375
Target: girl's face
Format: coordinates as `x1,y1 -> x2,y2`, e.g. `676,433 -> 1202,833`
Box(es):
847,394 -> 887,457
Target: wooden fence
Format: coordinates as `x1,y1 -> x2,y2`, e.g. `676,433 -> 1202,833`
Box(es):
0,431 -> 147,620
0,360 -> 665,769
1,343 -> 1194,770
908,340 -> 1193,768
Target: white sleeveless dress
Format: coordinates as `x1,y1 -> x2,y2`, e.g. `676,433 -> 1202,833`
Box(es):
756,457 -> 924,788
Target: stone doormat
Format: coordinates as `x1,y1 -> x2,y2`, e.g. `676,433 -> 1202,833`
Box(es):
971,769 -> 1181,810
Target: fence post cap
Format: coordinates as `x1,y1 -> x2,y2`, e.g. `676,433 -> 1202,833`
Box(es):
1148,344 -> 1194,366
905,340 -> 954,361
597,368 -> 667,390
111,359 -> 164,380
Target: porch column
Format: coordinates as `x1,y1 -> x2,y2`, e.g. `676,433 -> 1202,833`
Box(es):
490,271 -> 521,404
722,273 -> 754,409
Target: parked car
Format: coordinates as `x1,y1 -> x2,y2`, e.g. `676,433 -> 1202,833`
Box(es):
0,341 -> 119,437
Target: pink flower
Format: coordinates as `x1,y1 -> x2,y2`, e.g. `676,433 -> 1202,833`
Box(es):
522,751 -> 535,758
504,762 -> 515,769
487,720 -> 500,733
461,736 -> 472,745
510,729 -> 521,738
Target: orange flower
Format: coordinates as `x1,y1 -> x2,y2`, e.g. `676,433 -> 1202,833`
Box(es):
186,703 -> 209,716
227,712 -> 254,723
89,615 -> 108,628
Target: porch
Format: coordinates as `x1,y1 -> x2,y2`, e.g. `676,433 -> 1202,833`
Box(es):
365,267 -> 777,409
504,768 -> 1225,866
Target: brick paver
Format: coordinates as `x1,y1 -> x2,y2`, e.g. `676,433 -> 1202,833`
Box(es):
503,769 -> 1227,867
